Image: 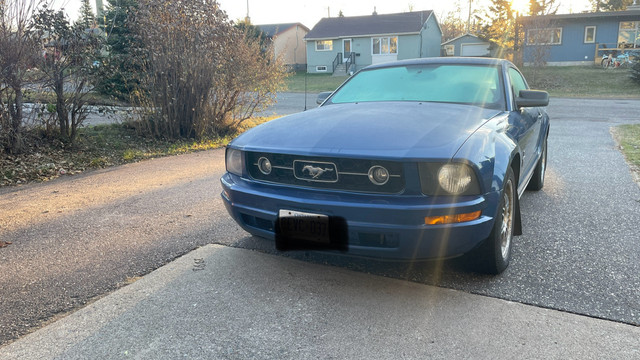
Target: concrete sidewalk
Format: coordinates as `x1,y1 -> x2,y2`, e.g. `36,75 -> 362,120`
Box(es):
1,245 -> 638,359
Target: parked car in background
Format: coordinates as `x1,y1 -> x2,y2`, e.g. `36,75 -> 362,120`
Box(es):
221,57 -> 550,274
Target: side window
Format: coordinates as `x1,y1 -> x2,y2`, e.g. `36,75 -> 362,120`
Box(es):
508,68 -> 528,99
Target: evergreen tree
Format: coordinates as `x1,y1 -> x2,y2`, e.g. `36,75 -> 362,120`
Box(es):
78,0 -> 95,28
591,0 -> 633,11
529,0 -> 559,15
479,0 -> 515,60
95,0 -> 142,100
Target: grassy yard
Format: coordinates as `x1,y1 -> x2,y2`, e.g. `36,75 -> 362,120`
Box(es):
285,72 -> 349,92
612,124 -> 640,184
0,117 -> 274,186
521,65 -> 640,99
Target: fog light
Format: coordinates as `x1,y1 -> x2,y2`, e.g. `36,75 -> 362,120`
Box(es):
368,165 -> 390,185
425,211 -> 481,225
257,157 -> 272,175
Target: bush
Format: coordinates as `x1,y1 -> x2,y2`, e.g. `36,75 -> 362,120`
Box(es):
630,61 -> 640,85
133,0 -> 287,140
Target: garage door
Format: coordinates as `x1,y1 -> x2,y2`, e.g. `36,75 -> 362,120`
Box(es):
461,43 -> 490,57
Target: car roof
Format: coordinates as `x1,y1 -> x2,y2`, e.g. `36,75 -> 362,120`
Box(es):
363,57 -> 512,71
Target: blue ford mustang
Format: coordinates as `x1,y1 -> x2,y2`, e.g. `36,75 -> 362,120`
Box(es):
221,57 -> 549,274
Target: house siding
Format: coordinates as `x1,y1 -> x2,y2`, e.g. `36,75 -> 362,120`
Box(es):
524,18 -> 619,64
522,12 -> 640,65
421,15 -> 442,57
351,38 -> 373,71
306,40 -> 339,73
274,25 -> 308,68
305,11 -> 442,73
397,35 -> 421,59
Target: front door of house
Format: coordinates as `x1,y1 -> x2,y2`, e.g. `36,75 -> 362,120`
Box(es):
343,39 -> 352,60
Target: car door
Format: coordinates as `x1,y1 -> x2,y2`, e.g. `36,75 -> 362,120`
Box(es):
507,67 -> 542,183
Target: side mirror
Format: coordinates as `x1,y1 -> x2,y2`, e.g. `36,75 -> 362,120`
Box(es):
316,91 -> 333,105
516,90 -> 549,108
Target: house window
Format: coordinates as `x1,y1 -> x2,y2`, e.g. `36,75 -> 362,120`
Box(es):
526,28 -> 562,45
372,36 -> 398,55
584,26 -> 596,44
618,21 -> 640,48
316,66 -> 327,72
444,45 -> 455,56
316,40 -> 333,51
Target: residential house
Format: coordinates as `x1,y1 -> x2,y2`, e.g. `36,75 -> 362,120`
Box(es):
441,34 -> 496,57
520,7 -> 640,66
257,23 -> 310,71
304,10 -> 442,74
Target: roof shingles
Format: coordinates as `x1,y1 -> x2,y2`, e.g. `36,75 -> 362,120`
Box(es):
305,11 -> 433,40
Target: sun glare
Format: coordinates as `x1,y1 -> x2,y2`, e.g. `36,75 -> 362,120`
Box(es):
511,0 -> 530,15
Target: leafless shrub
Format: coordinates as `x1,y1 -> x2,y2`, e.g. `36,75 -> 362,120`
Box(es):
0,0 -> 44,154
30,6 -> 106,144
133,0 -> 287,140
523,17 -> 555,84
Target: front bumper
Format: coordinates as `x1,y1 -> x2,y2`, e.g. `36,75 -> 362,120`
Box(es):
221,173 -> 499,260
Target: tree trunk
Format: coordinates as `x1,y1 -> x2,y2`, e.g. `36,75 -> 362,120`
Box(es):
7,86 -> 24,154
54,73 -> 69,142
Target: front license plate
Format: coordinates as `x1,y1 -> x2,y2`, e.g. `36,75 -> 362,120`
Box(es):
277,210 -> 330,244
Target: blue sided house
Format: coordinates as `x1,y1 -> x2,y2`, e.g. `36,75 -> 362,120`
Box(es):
304,10 -> 442,74
520,6 -> 640,66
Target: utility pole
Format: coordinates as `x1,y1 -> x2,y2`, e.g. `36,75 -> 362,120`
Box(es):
467,0 -> 472,33
245,0 -> 251,23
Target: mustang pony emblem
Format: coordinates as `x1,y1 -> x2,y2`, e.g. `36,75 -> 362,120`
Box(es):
302,165 -> 334,179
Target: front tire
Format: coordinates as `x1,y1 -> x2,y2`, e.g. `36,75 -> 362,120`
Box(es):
527,136 -> 547,191
476,167 -> 516,274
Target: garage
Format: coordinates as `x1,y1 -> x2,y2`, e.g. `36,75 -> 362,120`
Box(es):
461,43 -> 490,57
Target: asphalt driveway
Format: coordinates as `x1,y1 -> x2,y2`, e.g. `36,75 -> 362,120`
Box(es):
0,97 -> 639,347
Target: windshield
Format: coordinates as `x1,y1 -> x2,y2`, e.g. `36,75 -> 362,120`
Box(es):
329,64 -> 505,110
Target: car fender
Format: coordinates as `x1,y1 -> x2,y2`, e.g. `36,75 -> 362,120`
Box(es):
453,113 -> 523,235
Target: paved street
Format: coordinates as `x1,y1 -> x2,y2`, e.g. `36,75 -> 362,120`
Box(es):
1,97 -> 639,349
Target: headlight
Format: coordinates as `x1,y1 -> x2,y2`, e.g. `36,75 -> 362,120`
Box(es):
419,162 -> 481,195
438,164 -> 473,195
368,165 -> 389,185
225,148 -> 243,176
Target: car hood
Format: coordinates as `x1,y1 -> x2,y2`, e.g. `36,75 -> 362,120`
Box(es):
231,102 -> 502,160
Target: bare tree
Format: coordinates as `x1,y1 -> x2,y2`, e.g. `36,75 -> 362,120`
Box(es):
0,0 -> 44,154
31,6 -> 105,144
440,8 -> 467,42
134,0 -> 287,139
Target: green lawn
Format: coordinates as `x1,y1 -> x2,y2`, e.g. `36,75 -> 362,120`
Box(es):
285,72 -> 349,92
521,65 -> 640,99
285,66 -> 640,99
612,124 -> 640,183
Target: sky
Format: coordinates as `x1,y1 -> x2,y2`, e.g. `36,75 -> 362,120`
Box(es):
55,0 -> 594,28
214,0 -> 594,28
